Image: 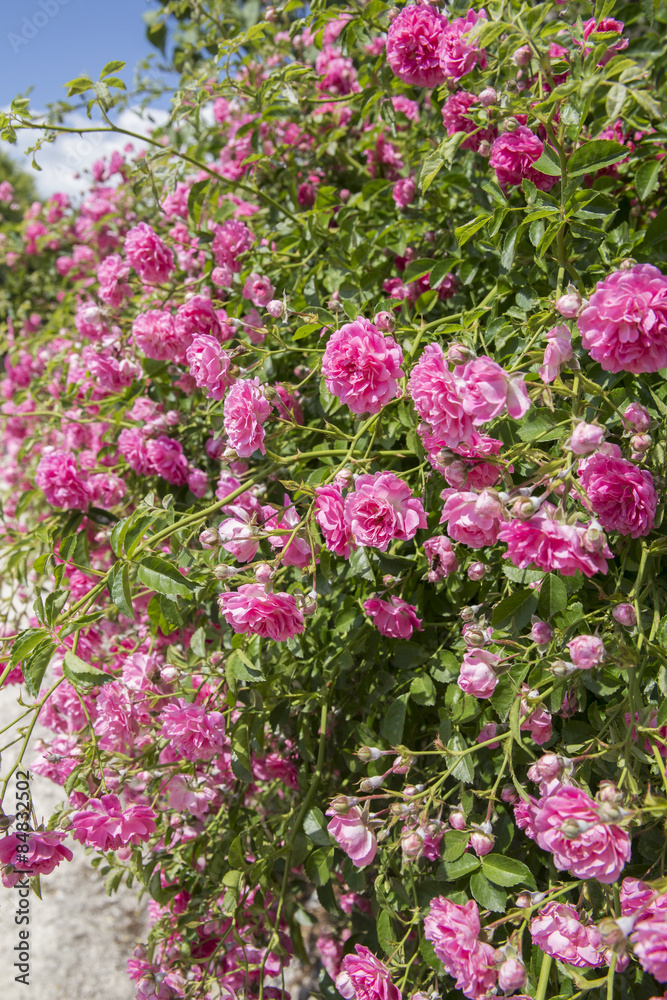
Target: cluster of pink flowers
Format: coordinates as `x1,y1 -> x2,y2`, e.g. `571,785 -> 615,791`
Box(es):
71,794 -> 156,851
386,5 -> 486,88
498,507 -> 612,577
424,896 -> 497,998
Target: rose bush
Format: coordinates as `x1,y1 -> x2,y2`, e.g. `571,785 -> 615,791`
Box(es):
1,1 -> 667,999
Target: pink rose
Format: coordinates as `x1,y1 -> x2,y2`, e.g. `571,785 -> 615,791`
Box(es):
363,596 -> 422,639
35,448 -> 90,510
160,698 -> 226,761
392,177 -> 416,209
386,5 -> 448,88
344,472 -> 427,551
567,635 -> 605,669
223,377 -> 272,457
315,483 -> 355,558
186,334 -> 233,401
326,804 -> 377,868
631,916 -> 667,983
242,272 -> 275,307
569,422 -> 605,455
71,795 -> 156,851
124,222 -> 174,284
322,318 -> 404,415
458,648 -> 500,698
577,265 -> 667,374
623,403 -> 651,432
0,830 -> 73,886
531,902 -> 603,967
539,324 -> 573,383
218,583 -> 305,641
438,8 -> 487,81
211,218 -> 252,270
440,489 -> 506,549
578,452 -> 657,538
133,309 -> 190,363
335,945 -> 401,1000
423,535 -> 458,579
409,343 -> 473,448
498,511 -> 612,577
455,356 -> 531,423
490,127 -> 558,192
424,896 -> 498,999
146,436 -> 189,486
533,785 -> 631,883
442,91 -> 496,152
217,505 -> 260,563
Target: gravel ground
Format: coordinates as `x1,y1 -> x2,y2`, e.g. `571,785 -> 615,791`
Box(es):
0,684 -> 148,1000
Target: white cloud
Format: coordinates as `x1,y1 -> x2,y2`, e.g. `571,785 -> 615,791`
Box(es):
3,106 -> 170,199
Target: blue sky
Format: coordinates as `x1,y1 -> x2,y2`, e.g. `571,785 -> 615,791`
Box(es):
1,0 -> 169,108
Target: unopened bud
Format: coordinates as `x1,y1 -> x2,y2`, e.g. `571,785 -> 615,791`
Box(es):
449,810 -> 466,830
330,795 -> 358,814
477,139 -> 492,158
598,916 -> 632,947
531,620 -> 554,645
460,606 -> 477,623
265,6 -> 278,22
498,959 -> 527,992
503,116 -> 521,132
447,342 -> 475,364
213,564 -> 237,580
630,433 -> 652,454
597,780 -> 622,804
266,299 -> 286,319
581,523 -> 607,554
561,818 -> 592,839
463,624 -> 487,647
512,45 -> 532,67
199,528 -> 219,549
551,658 -> 576,677
613,603 -> 637,627
516,890 -> 547,908
374,310 -> 395,332
478,86 -> 498,107
470,830 -> 495,856
401,830 -> 425,859
357,746 -> 383,762
359,774 -> 386,793
555,285 -> 583,318
468,561 -> 487,582
512,495 -> 540,519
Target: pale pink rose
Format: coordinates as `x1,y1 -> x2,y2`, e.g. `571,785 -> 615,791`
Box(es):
578,452 -> 657,538
490,127 -> 558,192
335,945 -> 401,1000
242,272 -> 275,307
440,489 -> 505,549
133,309 -> 190,363
458,649 -> 500,698
409,343 -> 473,448
620,877 -> 656,917
35,448 -> 90,510
88,472 -> 126,508
0,830 -> 73,886
530,902 -> 603,967
568,635 -> 605,669
344,472 -> 427,551
71,794 -> 156,851
456,356 -> 531,423
386,4 -> 448,88
539,324 -> 573,383
423,535 -> 458,579
97,253 -> 132,307
186,334 -> 233,401
146,436 -> 189,486
470,829 -> 494,856
498,959 -> 527,992
326,804 -> 377,868
631,916 -> 667,982
223,377 -> 272,457
217,506 -> 260,562
533,785 -> 631,883
438,8 -> 487,80
218,583 -> 305,641
363,596 -> 423,639
124,222 -> 174,283
315,483 -> 355,558
498,511 -> 612,577
211,218 -> 252,270
424,896 -> 498,999
441,91 -> 495,152
391,95 -> 420,122
160,698 -> 226,761
322,318 -> 404,415
555,289 -> 584,318
264,496 -> 311,568
613,603 -> 637,626
577,265 -> 667,373
175,295 -> 222,342
569,422 -> 605,454
623,403 -> 651,432
520,693 -> 553,746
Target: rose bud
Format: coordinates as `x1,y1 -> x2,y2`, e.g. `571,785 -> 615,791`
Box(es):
478,86 -> 498,106
613,603 -> 637,627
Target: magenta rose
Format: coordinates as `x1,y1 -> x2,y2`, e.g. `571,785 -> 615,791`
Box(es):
218,583 -> 305,641
409,342 -> 473,448
386,4 -> 448,88
498,511 -> 612,577
567,635 -> 605,670
223,377 -> 273,457
440,489 -> 506,549
322,317 -> 404,415
363,596 -> 422,639
344,472 -> 427,551
489,127 -> 558,192
335,945 -> 401,1000
71,794 -> 156,851
186,334 -> 233,401
124,222 -> 174,284
315,483 -> 355,558
455,356 -> 531,423
578,451 -> 657,538
0,830 -> 73,887
424,896 -> 498,999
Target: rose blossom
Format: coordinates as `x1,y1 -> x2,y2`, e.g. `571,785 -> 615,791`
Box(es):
569,422 -> 605,455
218,584 -> 305,641
631,916 -> 667,982
326,804 -> 377,868
160,698 -> 226,761
0,830 -> 73,886
124,222 -> 174,283
440,489 -> 506,549
455,356 -> 531,423
335,946 -> 401,1000
568,635 -> 605,670
578,451 -> 657,538
322,318 -> 404,415
441,91 -> 495,153
242,272 -> 275,307
423,535 -> 458,579
223,377 -> 272,457
71,795 -> 156,851
438,9 -> 487,81
344,472 -> 427,551
498,511 -> 612,577
409,343 -> 473,448
146,436 -> 189,486
363,596 -> 422,639
623,402 -> 651,432
458,649 -> 500,699
315,483 -> 355,558
530,902 -> 603,967
533,785 -> 631,883
577,265 -> 667,373
539,324 -> 573,383
490,127 -> 558,192
424,896 -> 498,999
613,603 -> 636,627
385,4 -> 448,88
186,334 -> 234,401
35,448 -> 90,510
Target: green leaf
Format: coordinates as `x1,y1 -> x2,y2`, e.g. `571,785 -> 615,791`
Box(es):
492,589 -> 538,631
377,908 -> 395,955
306,847 -> 333,886
442,853 -> 480,880
22,640 -> 56,697
137,556 -> 197,599
303,808 -> 332,847
10,629 -> 49,667
187,178 -> 210,225
567,140 -> 627,178
231,721 -> 253,782
63,650 -> 112,687
470,871 -> 507,912
381,696 -> 407,745
531,146 -> 562,177
410,674 -> 436,706
403,258 -> 437,283
111,564 -> 134,619
500,225 -> 520,270
481,854 -> 536,889
228,649 -> 264,683
537,574 -> 568,619
639,0 -> 658,24
447,733 -> 475,783
349,547 -> 375,582
455,214 -> 491,248
65,76 -> 94,96
190,626 -> 207,659
636,160 -> 661,201
442,830 -> 470,862
100,60 -> 126,78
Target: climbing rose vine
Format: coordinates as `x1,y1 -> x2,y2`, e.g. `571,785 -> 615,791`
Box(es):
1,1 -> 667,999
